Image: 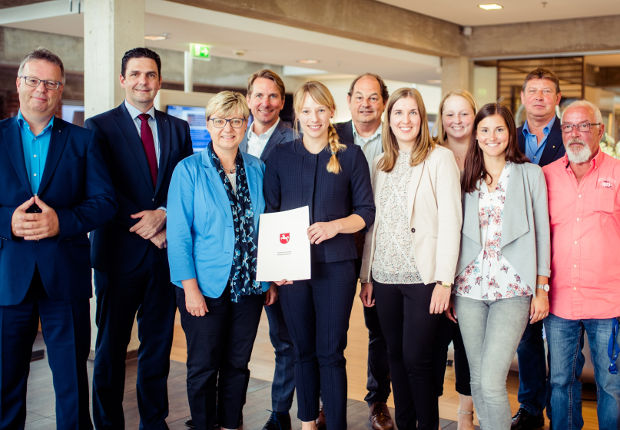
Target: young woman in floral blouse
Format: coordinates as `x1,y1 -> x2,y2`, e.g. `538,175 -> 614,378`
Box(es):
452,103 -> 551,429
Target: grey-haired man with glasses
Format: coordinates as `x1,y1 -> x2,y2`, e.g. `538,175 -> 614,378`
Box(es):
0,48 -> 116,429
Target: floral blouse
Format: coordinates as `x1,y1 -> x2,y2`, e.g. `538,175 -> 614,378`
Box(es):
455,163 -> 532,300
372,151 -> 423,284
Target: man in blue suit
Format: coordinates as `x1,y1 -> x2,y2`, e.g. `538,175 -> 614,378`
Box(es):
512,67 -> 565,430
0,48 -> 116,429
86,47 -> 193,430
239,69 -> 295,430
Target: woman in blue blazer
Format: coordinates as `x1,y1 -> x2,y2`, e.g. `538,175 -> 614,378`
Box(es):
167,91 -> 276,430
263,81 -> 375,429
453,104 -> 551,429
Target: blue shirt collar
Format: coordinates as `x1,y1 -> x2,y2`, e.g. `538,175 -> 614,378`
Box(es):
522,116 -> 556,137
124,100 -> 156,120
16,110 -> 55,135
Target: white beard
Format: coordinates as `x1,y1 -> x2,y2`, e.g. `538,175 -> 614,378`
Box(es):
566,140 -> 592,164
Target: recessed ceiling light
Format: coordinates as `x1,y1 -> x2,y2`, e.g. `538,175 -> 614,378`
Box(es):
144,33 -> 169,41
297,59 -> 319,64
478,3 -> 503,10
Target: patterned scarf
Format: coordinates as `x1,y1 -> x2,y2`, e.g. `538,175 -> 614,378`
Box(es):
208,143 -> 262,302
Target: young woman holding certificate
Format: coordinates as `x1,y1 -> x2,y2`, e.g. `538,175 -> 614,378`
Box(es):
359,87 -> 462,430
167,91 -> 276,430
263,81 -> 375,430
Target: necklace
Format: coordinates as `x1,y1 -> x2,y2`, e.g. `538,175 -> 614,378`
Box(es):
224,166 -> 236,174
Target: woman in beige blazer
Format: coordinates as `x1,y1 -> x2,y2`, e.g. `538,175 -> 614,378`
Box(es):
359,87 -> 462,430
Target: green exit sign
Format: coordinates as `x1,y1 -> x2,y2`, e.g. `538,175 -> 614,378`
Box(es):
189,43 -> 211,59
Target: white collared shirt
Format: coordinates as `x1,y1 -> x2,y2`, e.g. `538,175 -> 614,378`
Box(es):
246,118 -> 280,158
124,100 -> 161,163
352,122 -> 383,170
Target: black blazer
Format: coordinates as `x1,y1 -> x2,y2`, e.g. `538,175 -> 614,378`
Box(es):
239,120 -> 295,161
85,103 -> 193,273
334,120 -> 354,146
263,138 -> 375,263
517,117 -> 565,167
0,116 -> 116,305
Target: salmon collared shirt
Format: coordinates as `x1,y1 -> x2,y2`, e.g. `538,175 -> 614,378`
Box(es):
543,150 -> 620,320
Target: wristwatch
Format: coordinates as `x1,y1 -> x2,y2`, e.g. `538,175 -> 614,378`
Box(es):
439,281 -> 452,289
537,283 -> 550,292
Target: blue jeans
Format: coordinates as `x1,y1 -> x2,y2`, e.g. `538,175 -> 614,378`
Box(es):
545,314 -> 620,430
455,295 -> 531,430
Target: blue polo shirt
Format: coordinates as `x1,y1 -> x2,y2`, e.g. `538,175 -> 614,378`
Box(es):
17,110 -> 54,194
522,116 -> 556,165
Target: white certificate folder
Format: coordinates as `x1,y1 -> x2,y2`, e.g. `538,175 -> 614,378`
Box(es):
256,206 -> 311,282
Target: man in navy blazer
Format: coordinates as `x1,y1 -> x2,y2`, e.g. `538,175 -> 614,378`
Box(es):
512,68 -> 565,430
0,49 -> 116,429
335,73 -> 394,430
238,69 -> 296,430
85,47 -> 193,430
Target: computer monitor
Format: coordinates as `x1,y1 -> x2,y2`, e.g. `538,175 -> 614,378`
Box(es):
166,104 -> 211,152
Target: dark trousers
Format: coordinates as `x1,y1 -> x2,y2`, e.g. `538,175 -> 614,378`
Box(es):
355,245 -> 391,406
92,252 -> 175,430
362,305 -> 392,405
0,269 -> 92,430
176,287 -> 264,429
264,300 -> 296,413
373,281 -> 441,430
279,260 -> 357,429
516,320 -> 547,415
435,316 -> 472,396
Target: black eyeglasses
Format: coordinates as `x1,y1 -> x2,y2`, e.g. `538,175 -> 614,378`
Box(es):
560,122 -> 601,133
20,76 -> 63,91
209,118 -> 246,129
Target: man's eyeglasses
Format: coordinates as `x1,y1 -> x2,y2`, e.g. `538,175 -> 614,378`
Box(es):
560,122 -> 601,134
20,76 -> 63,91
209,118 -> 246,129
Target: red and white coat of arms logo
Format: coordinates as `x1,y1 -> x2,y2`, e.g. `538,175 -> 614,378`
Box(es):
279,233 -> 290,244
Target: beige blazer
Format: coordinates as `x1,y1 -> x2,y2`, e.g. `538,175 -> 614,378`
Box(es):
360,145 -> 462,285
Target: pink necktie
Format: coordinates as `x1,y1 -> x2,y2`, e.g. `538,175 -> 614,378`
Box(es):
138,113 -> 158,186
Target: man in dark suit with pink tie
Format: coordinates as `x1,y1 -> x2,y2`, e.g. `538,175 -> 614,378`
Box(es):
86,47 -> 193,430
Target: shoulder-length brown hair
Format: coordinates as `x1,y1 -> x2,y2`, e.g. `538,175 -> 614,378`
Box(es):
378,87 -> 434,172
462,103 -> 529,193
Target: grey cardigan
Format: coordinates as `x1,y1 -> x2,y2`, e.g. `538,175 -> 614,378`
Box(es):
456,162 -> 551,295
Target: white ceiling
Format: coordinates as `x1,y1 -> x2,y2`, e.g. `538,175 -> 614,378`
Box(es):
2,0 -> 620,85
377,0 -> 620,26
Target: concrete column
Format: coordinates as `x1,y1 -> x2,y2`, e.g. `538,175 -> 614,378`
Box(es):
83,0 -> 145,354
441,56 -> 472,97
84,0 -> 145,119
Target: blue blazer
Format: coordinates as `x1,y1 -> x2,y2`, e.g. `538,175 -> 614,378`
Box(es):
239,120 -> 295,162
517,118 -> 565,167
167,150 -> 268,298
263,138 -> 375,263
85,103 -> 193,274
0,116 -> 116,305
457,162 -> 551,294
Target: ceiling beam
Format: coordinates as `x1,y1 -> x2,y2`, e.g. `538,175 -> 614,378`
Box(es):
166,0 -> 464,58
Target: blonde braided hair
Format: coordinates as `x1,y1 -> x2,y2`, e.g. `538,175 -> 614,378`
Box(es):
294,80 -> 345,174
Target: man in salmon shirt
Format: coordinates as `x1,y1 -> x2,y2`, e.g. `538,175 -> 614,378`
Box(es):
542,99 -> 620,430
